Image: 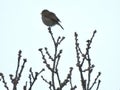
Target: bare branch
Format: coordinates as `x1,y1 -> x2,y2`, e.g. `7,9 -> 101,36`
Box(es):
28,68 -> 45,90
89,72 -> 101,90
10,50 -> 27,90
0,73 -> 9,90
96,80 -> 101,90
74,30 -> 101,90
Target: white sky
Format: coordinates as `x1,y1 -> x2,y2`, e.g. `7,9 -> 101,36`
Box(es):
0,0 -> 120,90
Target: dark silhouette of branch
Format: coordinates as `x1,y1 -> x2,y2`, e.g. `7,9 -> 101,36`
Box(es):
28,68 -> 45,90
59,67 -> 73,89
89,72 -> 101,90
48,28 -> 65,90
0,73 -> 9,90
1,50 -> 44,90
39,27 -> 77,90
41,75 -> 52,90
74,30 -> 101,90
39,48 -> 53,72
68,67 -> 77,90
9,50 -> 27,90
96,80 -> 101,90
45,47 -> 54,61
23,81 -> 27,90
75,32 -> 86,90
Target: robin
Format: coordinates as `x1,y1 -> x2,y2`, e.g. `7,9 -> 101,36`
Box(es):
41,9 -> 64,30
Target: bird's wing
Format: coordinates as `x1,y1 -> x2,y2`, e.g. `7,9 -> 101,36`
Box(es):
48,12 -> 61,22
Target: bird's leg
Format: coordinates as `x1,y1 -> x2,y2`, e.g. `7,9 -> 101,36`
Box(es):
48,26 -> 51,30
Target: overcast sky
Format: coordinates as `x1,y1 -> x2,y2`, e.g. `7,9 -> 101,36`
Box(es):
0,0 -> 120,90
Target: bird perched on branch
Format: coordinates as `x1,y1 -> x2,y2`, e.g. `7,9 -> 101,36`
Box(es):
41,9 -> 64,30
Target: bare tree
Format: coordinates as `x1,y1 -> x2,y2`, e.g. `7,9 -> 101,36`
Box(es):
0,27 -> 101,90
38,28 -> 101,90
0,50 -> 44,90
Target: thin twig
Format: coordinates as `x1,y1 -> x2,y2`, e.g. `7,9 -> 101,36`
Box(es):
0,73 -> 9,90
89,72 -> 101,90
96,80 -> 101,90
28,68 -> 45,90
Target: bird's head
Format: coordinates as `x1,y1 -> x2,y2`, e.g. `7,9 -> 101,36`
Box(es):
41,9 -> 49,15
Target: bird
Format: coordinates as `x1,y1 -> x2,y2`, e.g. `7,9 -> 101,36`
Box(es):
41,9 -> 64,30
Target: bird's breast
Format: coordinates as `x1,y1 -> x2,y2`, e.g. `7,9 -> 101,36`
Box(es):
42,16 -> 56,26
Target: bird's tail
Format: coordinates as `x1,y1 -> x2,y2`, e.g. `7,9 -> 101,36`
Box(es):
58,23 -> 64,30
